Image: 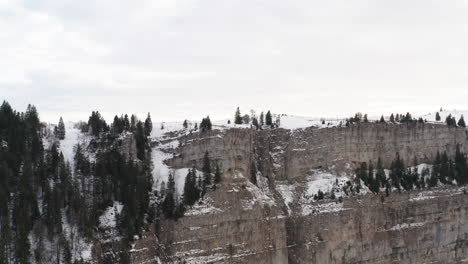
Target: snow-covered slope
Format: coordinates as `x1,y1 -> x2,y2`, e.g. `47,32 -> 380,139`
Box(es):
420,109 -> 468,123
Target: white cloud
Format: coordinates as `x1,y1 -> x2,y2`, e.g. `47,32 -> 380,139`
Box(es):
1,0 -> 468,123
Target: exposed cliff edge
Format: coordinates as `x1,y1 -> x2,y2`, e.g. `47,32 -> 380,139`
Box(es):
139,122 -> 468,264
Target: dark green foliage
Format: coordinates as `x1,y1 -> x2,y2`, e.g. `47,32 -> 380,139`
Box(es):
252,117 -> 259,130
250,161 -> 257,185
183,169 -> 200,207
0,101 -> 156,262
455,145 -> 468,185
214,164 -> 222,184
389,153 -> 405,191
265,111 -> 272,127
446,114 -> 457,127
375,158 -> 386,189
135,121 -> 148,160
87,111 -> 108,137
162,174 -> 176,219
314,190 -> 324,200
144,113 -> 153,136
54,117 -> 66,140
200,116 -> 212,132
458,115 -> 466,128
234,107 -> 242,125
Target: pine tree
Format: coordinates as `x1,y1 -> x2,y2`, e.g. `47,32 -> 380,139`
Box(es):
265,111 -> 273,127
376,157 -> 386,189
389,152 -> 405,191
252,117 -> 259,130
162,174 -> 176,218
135,121 -> 147,160
200,116 -> 212,132
183,120 -> 188,129
380,115 -> 385,123
234,107 -> 242,124
250,161 -> 257,185
55,117 -> 66,140
390,114 -> 395,123
458,115 -> 466,128
130,114 -> 137,132
183,169 -> 199,207
435,112 -> 441,121
455,145 -> 468,185
214,164 -> 222,184
363,114 -> 369,123
144,113 -> 153,136
260,112 -> 264,126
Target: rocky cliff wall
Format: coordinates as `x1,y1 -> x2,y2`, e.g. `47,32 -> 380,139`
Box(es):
287,188 -> 468,264
157,171 -> 288,264
167,123 -> 468,181
140,123 -> 468,264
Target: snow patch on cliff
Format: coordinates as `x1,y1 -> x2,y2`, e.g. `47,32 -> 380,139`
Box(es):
100,201 -> 123,228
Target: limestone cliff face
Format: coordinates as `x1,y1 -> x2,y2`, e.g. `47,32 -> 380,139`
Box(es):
281,123 -> 468,180
131,123 -> 468,264
287,189 -> 468,264
158,171 -> 288,264
168,123 -> 468,181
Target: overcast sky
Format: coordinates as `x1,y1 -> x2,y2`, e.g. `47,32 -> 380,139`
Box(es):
1,0 -> 468,123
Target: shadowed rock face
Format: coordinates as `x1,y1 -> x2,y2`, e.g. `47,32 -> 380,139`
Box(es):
128,123 -> 468,263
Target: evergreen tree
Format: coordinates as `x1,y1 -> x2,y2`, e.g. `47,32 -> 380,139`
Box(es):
144,113 -> 153,136
124,114 -> 130,131
162,174 -> 176,219
436,112 -> 441,121
130,114 -> 137,132
234,107 -> 242,124
135,121 -> 147,160
88,111 -> 108,137
250,161 -> 257,185
183,120 -> 188,129
55,117 -> 66,140
260,112 -> 264,126
455,145 -> 468,185
390,113 -> 395,123
356,162 -> 368,186
446,114 -> 457,127
379,115 -> 385,123
200,116 -> 212,132
214,164 -> 222,184
183,169 -> 199,207
376,157 -> 386,189
252,117 -> 259,130
265,111 -> 273,127
389,152 -> 405,191
458,115 -> 466,128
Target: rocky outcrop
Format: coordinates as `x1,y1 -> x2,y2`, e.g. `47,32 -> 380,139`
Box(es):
157,170 -> 288,264
287,188 -> 468,264
168,123 -> 468,181
130,123 -> 468,263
